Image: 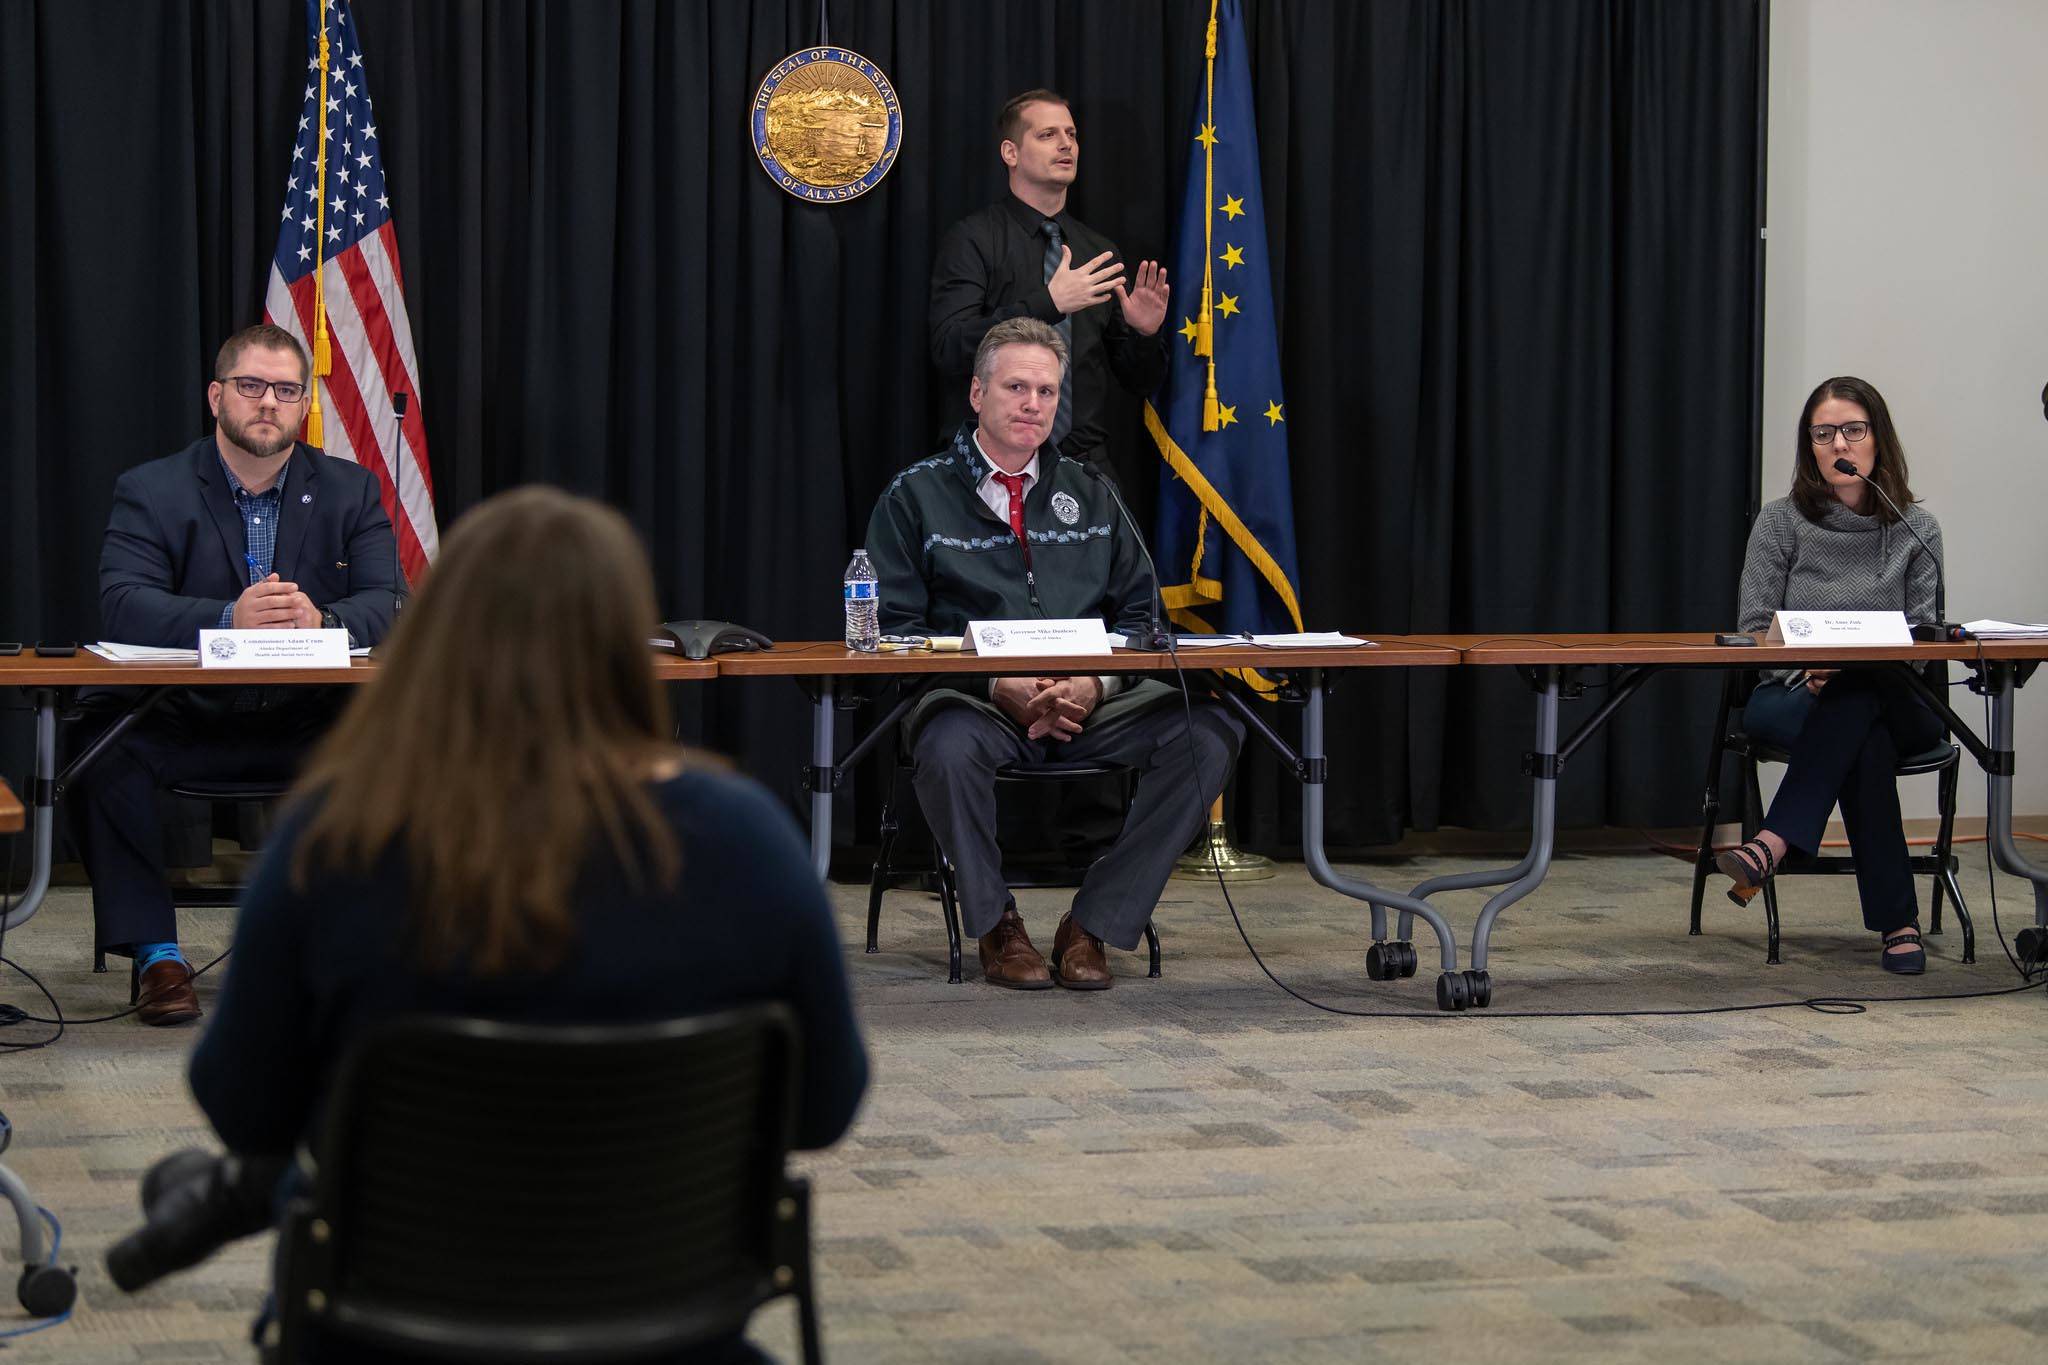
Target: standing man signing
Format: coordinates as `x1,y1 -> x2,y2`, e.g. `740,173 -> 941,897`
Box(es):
71,324 -> 397,1024
929,89 -> 1171,463
867,319 -> 1244,991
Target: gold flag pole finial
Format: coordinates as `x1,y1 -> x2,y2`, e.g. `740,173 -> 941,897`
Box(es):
306,0 -> 333,446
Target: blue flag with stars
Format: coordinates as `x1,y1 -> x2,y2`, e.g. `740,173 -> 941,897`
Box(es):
1147,0 -> 1303,638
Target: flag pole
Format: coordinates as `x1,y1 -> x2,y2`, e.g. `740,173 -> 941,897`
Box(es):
1176,0 -> 1271,881
304,0 -> 332,447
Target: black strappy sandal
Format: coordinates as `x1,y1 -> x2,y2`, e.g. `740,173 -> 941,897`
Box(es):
1881,923 -> 1926,975
1714,838 -> 1777,908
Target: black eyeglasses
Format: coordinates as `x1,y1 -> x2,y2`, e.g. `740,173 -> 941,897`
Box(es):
1808,421 -> 1870,445
221,375 -> 309,404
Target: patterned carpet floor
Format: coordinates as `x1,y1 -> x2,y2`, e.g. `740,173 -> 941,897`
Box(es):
3,846 -> 2047,1362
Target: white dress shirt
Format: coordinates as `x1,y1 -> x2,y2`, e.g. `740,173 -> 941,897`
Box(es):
970,431 -> 1121,705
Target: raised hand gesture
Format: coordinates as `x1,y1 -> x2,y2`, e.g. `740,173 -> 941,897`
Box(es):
1047,246 -> 1124,315
1113,259 -> 1169,336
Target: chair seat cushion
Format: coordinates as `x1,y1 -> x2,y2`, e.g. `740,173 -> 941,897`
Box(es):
1739,738 -> 1953,776
165,780 -> 294,801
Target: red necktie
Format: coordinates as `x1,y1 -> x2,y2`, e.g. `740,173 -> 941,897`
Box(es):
995,471 -> 1031,568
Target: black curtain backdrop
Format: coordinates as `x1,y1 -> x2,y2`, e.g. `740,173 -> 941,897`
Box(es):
0,0 -> 1762,857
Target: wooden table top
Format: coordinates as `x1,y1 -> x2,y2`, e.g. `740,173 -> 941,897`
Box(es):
712,636 -> 1463,676
0,777 -> 21,835
0,650 -> 718,686
1448,632 -> 2048,666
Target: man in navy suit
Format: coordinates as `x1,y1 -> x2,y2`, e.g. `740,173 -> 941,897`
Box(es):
72,324 -> 397,1024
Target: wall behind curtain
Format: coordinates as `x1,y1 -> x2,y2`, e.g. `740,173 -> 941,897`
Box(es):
0,0 -> 1762,856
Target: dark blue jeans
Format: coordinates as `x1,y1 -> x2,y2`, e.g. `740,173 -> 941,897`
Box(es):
1743,669 -> 1944,934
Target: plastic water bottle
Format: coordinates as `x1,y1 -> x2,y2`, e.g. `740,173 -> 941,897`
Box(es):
843,549 -> 880,652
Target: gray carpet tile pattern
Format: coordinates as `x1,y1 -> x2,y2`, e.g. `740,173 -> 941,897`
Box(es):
3,846 -> 2047,1362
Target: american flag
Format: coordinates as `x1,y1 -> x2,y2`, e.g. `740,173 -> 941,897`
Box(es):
264,0 -> 438,579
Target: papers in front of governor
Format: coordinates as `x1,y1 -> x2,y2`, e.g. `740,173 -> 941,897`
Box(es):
90,641 -> 372,662
1109,632 -> 1250,649
1961,619 -> 2048,639
1110,631 -> 1372,650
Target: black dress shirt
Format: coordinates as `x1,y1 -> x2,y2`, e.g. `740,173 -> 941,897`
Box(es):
929,195 -> 1169,461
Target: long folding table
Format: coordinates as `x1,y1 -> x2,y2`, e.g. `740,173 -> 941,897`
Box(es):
8,638 -> 2044,1011
0,652 -> 717,934
1359,635 -> 2048,1008
714,637 -> 1486,976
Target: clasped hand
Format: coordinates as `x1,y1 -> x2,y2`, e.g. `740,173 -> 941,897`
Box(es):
232,573 -> 320,630
993,675 -> 1103,742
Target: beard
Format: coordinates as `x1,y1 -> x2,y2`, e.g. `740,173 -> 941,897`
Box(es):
218,409 -> 298,460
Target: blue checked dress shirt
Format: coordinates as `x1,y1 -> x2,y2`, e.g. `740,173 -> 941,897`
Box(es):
214,456 -> 289,627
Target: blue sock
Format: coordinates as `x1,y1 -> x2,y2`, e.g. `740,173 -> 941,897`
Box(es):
133,942 -> 186,972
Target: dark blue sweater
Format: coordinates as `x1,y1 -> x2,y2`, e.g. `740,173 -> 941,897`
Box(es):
190,768 -> 869,1158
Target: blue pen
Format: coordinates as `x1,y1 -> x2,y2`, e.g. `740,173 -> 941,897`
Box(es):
244,551 -> 263,584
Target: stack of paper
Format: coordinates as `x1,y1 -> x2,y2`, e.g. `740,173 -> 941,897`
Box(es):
1250,632 -> 1372,648
1961,620 -> 2048,640
89,643 -> 199,662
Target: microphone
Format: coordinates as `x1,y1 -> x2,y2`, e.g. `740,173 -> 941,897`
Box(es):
1830,456 -> 1961,641
1077,459 -> 1172,650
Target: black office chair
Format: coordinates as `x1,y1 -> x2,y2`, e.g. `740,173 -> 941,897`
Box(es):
90,777 -> 293,973
265,1006 -> 820,1364
1687,668 -> 1973,965
867,759 -> 1162,984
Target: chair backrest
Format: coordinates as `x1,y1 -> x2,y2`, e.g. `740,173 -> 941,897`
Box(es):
274,1005 -> 803,1363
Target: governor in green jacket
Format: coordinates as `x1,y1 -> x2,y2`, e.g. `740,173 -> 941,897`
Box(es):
865,317 -> 1244,991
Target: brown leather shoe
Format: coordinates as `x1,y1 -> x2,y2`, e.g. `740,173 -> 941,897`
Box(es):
134,959 -> 203,1026
1051,912 -> 1113,991
978,906 -> 1053,990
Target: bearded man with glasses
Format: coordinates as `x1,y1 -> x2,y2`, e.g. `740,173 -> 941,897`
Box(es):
68,324 -> 398,1024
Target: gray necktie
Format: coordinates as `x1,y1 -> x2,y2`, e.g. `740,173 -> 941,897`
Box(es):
1040,219 -> 1076,449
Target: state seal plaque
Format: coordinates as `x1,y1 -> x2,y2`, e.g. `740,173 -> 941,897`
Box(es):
751,47 -> 902,203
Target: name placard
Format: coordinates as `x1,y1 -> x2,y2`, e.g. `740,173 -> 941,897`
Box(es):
965,618 -> 1112,657
1764,610 -> 1912,647
198,629 -> 351,669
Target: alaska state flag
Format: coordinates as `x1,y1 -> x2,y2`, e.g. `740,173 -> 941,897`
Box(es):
1146,0 -> 1303,636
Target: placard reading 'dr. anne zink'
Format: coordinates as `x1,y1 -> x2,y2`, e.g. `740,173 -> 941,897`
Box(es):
965,619 -> 1112,657
198,629 -> 351,669
1764,610 -> 1912,647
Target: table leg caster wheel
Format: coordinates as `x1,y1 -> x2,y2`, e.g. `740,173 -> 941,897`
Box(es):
1461,969 -> 1492,1008
18,1263 -> 77,1317
1435,971 -> 1471,1012
2017,926 -> 2048,972
1369,942 -> 1420,981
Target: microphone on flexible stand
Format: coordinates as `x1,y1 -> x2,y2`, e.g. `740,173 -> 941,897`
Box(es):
388,392 -> 410,631
1077,460 -> 1172,650
1830,456 -> 1963,641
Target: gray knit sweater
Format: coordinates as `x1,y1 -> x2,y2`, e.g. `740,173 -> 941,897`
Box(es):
1737,496 -> 1944,645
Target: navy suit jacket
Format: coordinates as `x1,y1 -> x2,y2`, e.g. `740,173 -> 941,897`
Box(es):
99,437 -> 398,650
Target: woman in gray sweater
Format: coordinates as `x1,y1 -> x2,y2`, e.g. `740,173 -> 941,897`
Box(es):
1717,376 -> 1944,972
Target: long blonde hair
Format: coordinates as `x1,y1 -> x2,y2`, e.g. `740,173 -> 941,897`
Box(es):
291,487 -> 683,974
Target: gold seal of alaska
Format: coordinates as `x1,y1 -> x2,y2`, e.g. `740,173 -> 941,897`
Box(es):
751,47 -> 903,202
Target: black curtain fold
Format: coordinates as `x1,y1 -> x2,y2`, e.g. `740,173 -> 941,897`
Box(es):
0,0 -> 1761,857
